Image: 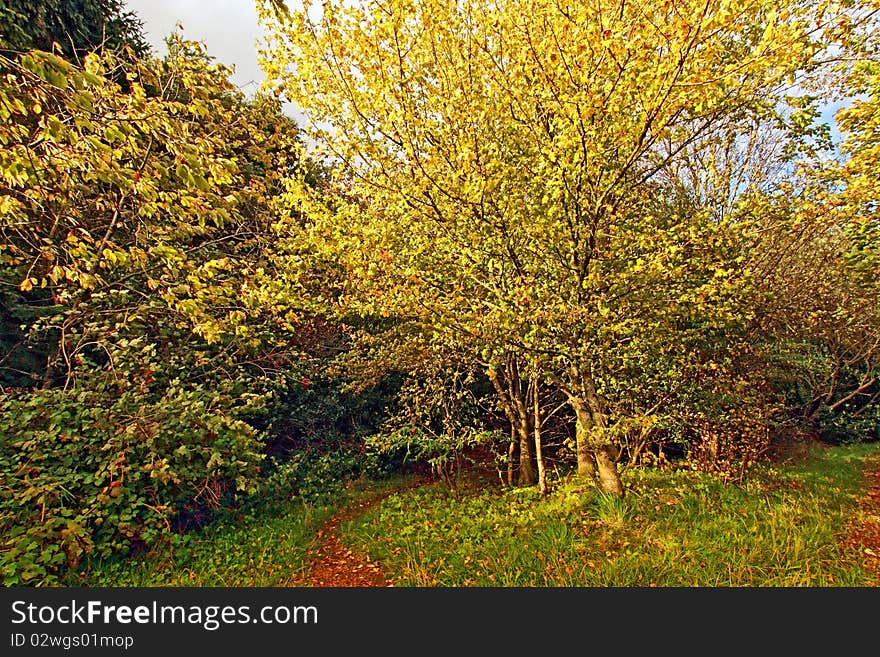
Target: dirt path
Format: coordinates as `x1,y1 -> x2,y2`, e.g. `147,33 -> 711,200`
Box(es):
849,456 -> 880,585
301,496 -> 391,587
296,478 -> 429,587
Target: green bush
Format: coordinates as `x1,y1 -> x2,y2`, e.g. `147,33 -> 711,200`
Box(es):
365,426 -> 503,482
0,384 -> 265,585
256,449 -> 363,505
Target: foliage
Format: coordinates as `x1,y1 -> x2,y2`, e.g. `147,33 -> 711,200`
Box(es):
265,373 -> 396,453
362,349 -> 504,482
746,51 -> 880,445
259,0 -> 880,494
54,443 -> 880,587
3,0 -> 880,586
0,385 -> 264,585
62,474 -> 411,587
0,0 -> 149,59
0,41 -> 304,583
366,426 -> 502,485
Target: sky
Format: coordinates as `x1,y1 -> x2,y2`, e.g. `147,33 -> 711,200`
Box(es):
124,0 -> 268,95
123,1 -> 846,143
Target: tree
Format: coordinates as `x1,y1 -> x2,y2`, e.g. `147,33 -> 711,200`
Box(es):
259,0 -> 874,495
754,55 -> 880,442
0,38 -> 304,583
0,0 -> 149,58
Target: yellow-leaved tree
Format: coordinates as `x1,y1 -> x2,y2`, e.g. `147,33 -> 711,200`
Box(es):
258,0 -> 878,495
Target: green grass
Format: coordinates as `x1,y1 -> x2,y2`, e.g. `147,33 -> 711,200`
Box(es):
65,442 -> 880,587
64,502 -> 328,587
63,475 -> 411,587
343,442 -> 880,586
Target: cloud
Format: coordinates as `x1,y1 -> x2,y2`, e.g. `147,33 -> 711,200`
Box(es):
125,0 -> 266,93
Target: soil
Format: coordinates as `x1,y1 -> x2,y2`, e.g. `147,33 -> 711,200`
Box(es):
300,499 -> 390,587
845,454 -> 880,585
296,476 -> 430,587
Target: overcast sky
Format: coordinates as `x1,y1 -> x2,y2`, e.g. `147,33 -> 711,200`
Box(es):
125,0 -> 267,95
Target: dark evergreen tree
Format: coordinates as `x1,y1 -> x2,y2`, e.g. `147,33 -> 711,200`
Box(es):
0,0 -> 149,58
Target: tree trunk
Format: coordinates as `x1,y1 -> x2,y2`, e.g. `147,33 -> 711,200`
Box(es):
595,446 -> 624,497
514,393 -> 536,486
582,371 -> 624,497
533,378 -> 547,495
567,368 -> 624,497
507,430 -> 516,487
571,397 -> 598,479
517,420 -> 536,486
489,356 -> 536,487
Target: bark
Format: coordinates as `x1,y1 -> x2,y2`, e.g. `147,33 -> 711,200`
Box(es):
517,421 -> 536,486
567,364 -> 624,497
571,396 -> 598,480
533,378 -> 547,495
582,370 -> 624,497
595,447 -> 624,497
514,393 -> 536,487
489,356 -> 536,487
507,431 -> 516,487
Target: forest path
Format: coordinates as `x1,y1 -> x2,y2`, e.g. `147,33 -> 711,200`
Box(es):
294,476 -> 429,587
849,454 -> 880,585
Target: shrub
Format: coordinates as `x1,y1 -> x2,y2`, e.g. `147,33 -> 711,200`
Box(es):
0,384 -> 265,585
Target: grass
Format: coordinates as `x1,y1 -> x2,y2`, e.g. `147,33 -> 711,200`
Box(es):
343,441 -> 880,586
65,441 -> 880,587
63,475 -> 410,587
